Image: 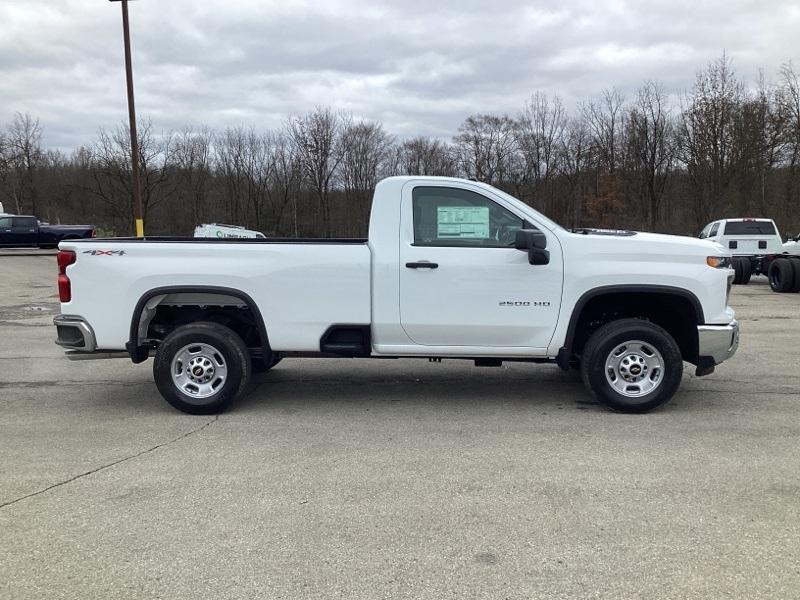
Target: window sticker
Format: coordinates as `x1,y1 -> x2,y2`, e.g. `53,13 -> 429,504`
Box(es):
437,206 -> 490,239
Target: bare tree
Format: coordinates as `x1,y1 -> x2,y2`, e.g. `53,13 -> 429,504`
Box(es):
86,120 -> 177,233
397,136 -> 456,176
558,118 -> 591,227
582,88 -> 626,174
731,74 -> 786,216
288,108 -> 345,236
777,62 -> 800,221
514,93 -> 567,209
679,54 -> 745,226
453,114 -> 517,184
260,132 -> 302,236
174,126 -> 214,226
215,126 -> 272,229
338,120 -> 394,235
625,81 -> 678,229
1,113 -> 44,214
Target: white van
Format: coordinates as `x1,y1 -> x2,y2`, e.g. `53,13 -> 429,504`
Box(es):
699,218 -> 783,284
193,223 -> 266,239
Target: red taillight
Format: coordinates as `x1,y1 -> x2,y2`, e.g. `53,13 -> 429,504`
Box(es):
57,250 -> 76,302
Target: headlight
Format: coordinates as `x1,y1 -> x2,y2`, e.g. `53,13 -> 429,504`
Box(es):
707,256 -> 731,268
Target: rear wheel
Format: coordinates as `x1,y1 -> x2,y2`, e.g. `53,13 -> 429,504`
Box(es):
768,259 -> 795,293
732,258 -> 743,284
153,321 -> 251,414
790,260 -> 800,293
739,258 -> 752,284
580,319 -> 683,413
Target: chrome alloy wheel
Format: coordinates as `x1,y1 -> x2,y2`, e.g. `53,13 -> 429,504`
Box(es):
604,340 -> 664,398
171,343 -> 228,399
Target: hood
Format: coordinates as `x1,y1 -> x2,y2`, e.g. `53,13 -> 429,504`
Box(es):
566,228 -> 728,257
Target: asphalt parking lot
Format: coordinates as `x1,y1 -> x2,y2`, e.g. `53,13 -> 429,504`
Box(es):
1,252 -> 799,599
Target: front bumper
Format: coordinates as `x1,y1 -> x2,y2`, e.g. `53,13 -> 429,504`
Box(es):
54,315 -> 97,352
697,320 -> 739,370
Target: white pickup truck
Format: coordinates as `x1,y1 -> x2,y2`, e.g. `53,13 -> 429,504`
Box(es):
54,177 -> 739,414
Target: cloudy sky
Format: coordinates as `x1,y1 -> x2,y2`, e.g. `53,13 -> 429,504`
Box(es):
1,0 -> 798,150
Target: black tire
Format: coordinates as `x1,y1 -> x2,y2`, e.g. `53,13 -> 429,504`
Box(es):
790,260 -> 800,293
739,258 -> 752,285
153,321 -> 251,414
580,318 -> 683,413
732,258 -> 743,284
252,354 -> 282,373
768,259 -> 794,293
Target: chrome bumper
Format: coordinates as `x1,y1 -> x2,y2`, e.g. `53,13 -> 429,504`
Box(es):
697,320 -> 739,365
53,315 -> 97,352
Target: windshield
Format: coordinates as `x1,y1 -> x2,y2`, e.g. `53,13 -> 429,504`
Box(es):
724,221 -> 777,236
488,186 -> 563,231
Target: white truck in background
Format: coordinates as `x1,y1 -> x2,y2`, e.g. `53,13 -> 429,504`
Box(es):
699,218 -> 800,292
194,223 -> 266,239
54,176 -> 739,415
699,218 -> 783,284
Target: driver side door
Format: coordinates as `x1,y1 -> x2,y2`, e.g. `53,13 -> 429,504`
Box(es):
398,183 -> 563,350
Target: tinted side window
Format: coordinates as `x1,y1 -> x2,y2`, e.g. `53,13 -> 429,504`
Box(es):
12,217 -> 37,229
709,223 -> 719,237
412,187 -> 523,247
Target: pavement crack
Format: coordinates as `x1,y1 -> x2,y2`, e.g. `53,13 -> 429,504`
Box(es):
0,415 -> 219,511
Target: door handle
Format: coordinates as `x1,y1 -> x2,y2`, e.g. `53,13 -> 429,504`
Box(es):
405,261 -> 439,269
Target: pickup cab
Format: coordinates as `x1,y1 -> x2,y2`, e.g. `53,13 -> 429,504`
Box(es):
699,218 -> 784,284
0,215 -> 95,248
54,176 -> 739,414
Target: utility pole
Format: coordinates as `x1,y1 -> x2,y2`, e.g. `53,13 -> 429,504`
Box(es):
110,0 -> 144,236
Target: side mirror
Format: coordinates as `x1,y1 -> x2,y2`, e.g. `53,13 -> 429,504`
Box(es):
514,229 -> 550,265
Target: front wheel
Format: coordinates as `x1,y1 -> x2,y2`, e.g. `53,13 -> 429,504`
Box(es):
580,319 -> 683,413
153,321 -> 251,414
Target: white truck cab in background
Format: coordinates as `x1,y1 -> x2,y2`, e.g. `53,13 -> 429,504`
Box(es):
699,218 -> 783,284
54,177 -> 739,415
699,217 -> 800,292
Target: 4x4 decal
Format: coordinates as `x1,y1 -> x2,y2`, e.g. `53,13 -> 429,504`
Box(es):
82,249 -> 126,256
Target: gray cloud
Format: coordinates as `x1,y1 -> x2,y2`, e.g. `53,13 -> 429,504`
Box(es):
0,0 -> 798,149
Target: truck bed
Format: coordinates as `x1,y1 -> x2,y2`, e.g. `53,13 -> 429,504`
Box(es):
93,236 -> 369,244
59,238 -> 372,352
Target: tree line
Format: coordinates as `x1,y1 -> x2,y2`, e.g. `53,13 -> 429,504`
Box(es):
1,54 -> 799,238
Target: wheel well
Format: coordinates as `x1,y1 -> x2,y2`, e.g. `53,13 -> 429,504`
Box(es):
146,305 -> 264,351
128,287 -> 271,363
568,292 -> 700,364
